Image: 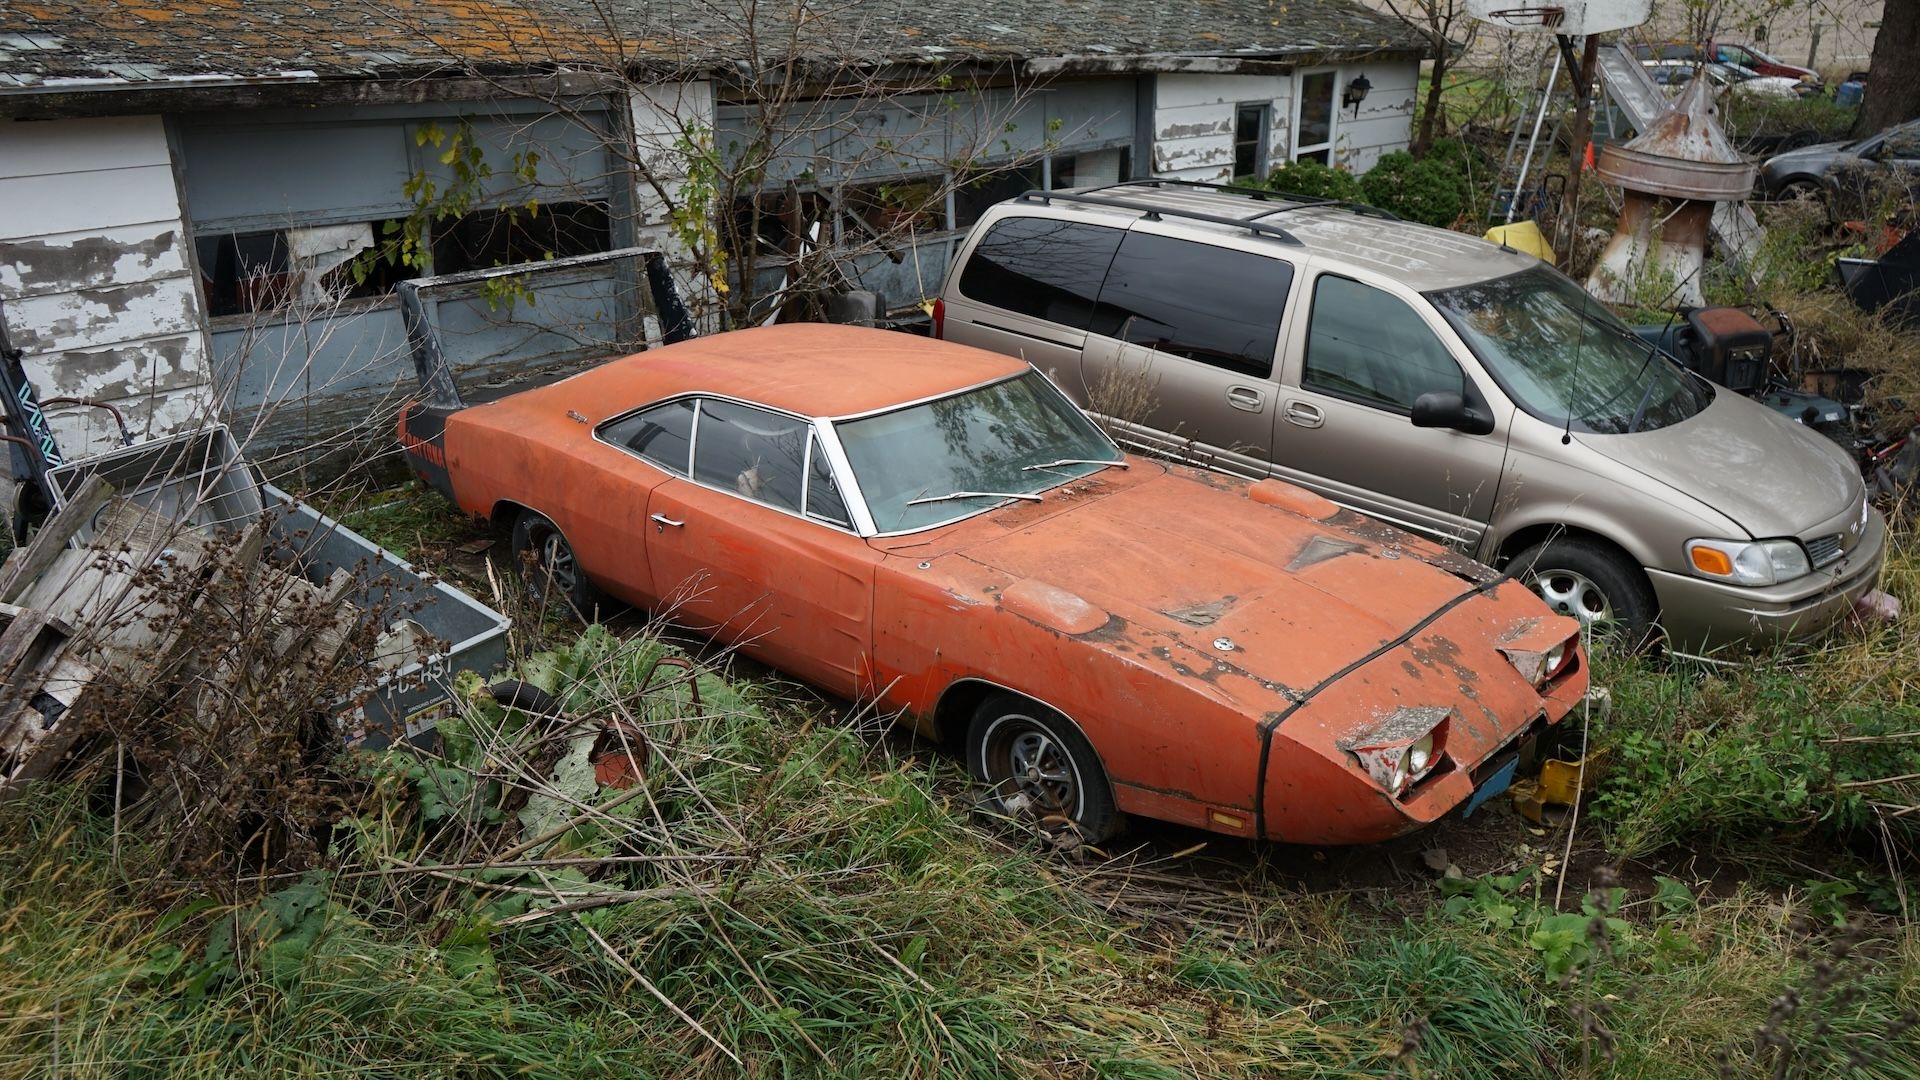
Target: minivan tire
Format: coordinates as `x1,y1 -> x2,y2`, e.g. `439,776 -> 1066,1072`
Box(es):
1508,537 -> 1656,648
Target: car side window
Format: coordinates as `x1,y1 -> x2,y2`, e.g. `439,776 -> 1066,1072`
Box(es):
1088,232 -> 1293,378
690,399 -> 807,512
1302,275 -> 1466,412
599,398 -> 696,474
804,434 -> 853,528
955,216 -> 1124,328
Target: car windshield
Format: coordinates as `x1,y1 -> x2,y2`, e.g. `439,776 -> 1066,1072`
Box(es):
1429,267 -> 1712,435
834,370 -> 1123,533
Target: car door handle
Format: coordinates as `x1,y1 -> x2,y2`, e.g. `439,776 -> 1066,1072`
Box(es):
1226,385 -> 1266,412
650,513 -> 684,530
1283,401 -> 1325,428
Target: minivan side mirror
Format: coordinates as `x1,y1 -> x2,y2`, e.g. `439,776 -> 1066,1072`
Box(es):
1411,390 -> 1495,435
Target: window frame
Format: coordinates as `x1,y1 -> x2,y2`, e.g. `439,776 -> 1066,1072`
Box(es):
1298,270 -> 1471,416
1291,67 -> 1341,165
1233,102 -> 1273,182
594,393 -> 872,536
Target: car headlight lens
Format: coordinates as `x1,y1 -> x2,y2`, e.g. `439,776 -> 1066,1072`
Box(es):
1352,719 -> 1447,795
1686,538 -> 1811,586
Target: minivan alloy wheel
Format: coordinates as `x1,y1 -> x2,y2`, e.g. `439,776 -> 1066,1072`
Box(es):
1529,567 -> 1613,626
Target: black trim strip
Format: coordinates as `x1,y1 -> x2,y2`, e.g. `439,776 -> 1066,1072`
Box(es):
1251,573 -> 1510,840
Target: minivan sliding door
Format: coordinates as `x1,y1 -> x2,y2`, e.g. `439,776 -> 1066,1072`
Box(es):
1078,229 -> 1295,478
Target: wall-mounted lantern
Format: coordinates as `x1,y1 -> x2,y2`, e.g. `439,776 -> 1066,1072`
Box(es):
1342,74 -> 1372,117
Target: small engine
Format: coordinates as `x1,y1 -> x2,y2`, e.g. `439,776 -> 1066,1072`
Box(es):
1671,307 -> 1773,394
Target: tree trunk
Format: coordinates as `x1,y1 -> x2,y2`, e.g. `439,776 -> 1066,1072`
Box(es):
1415,49 -> 1447,156
1859,3 -> 1920,136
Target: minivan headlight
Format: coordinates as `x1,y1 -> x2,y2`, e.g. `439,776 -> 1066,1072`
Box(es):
1685,538 -> 1811,586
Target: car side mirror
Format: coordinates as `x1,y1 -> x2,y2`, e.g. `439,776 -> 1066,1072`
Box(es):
1411,390 -> 1495,435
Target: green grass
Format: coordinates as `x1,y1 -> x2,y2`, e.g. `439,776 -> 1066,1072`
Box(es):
5,609 -> 1917,1077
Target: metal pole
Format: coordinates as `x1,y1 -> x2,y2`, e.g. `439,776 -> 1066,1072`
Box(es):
1509,46 -> 1563,225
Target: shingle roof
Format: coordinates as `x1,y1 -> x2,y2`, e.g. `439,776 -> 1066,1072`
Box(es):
0,0 -> 1427,89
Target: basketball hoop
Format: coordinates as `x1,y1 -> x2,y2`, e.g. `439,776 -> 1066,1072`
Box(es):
1486,6 -> 1566,27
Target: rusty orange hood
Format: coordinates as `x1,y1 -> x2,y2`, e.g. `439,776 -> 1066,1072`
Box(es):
932,465 -> 1539,700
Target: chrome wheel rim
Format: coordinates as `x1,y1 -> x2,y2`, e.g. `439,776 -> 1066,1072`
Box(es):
1526,567 -> 1612,630
982,715 -> 1081,818
532,529 -> 578,599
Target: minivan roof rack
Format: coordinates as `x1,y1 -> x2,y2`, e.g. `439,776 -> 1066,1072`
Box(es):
1017,188 -> 1304,245
1093,178 -> 1403,223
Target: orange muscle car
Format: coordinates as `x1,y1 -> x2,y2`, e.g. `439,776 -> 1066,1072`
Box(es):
399,324 -> 1588,845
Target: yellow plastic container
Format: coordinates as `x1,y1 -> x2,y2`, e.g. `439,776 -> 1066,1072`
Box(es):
1483,221 -> 1556,265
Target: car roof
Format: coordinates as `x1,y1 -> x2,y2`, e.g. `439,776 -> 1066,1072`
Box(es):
1018,184 -> 1539,292
514,323 -> 1029,421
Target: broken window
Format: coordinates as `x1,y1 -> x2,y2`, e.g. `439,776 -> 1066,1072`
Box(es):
197,223 -> 406,318
953,164 -> 1043,229
431,201 -> 612,276
1051,148 -> 1130,190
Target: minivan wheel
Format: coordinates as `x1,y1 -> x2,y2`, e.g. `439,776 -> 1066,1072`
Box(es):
1509,538 -> 1656,647
967,692 -> 1120,844
510,510 -> 600,621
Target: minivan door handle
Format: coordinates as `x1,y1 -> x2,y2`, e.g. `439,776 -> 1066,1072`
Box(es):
1283,401 -> 1325,428
1226,385 -> 1266,412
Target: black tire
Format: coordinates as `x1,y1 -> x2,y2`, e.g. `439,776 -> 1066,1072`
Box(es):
966,691 -> 1120,843
509,510 -> 600,621
1509,537 -> 1657,648
1772,178 -> 1822,203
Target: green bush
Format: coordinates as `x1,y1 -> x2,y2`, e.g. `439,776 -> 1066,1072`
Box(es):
1263,158 -> 1363,202
1358,151 -> 1467,227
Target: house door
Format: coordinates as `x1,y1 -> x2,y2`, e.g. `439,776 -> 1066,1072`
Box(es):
1292,70 -> 1338,165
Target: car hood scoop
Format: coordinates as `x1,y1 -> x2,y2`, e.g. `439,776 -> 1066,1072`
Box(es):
1576,390 -> 1861,538
957,471 -> 1491,696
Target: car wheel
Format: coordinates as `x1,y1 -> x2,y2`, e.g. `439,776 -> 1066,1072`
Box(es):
1775,178 -> 1822,202
510,510 -> 600,620
1509,538 -> 1657,648
967,692 -> 1119,843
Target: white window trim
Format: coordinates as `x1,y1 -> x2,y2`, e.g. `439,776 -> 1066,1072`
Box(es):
1290,67 -> 1341,165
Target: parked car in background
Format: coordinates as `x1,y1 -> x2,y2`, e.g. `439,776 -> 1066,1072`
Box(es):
1631,40 -> 1820,86
1643,59 -> 1806,99
399,324 -> 1588,845
936,181 -> 1885,652
1760,118 -> 1920,204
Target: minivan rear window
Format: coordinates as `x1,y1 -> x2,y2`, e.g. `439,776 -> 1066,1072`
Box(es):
956,217 -> 1124,328
1089,232 -> 1293,378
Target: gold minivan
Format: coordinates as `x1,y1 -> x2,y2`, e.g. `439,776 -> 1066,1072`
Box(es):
935,180 -> 1884,650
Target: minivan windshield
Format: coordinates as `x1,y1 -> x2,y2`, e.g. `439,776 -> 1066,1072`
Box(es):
1429,267 -> 1712,435
835,371 -> 1123,533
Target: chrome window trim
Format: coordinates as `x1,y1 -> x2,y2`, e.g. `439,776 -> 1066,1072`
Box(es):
831,366 -> 1125,538
592,392 -> 869,538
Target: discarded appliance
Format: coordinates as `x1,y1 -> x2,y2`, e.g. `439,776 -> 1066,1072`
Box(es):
1588,77 -> 1756,306
1836,229 -> 1920,330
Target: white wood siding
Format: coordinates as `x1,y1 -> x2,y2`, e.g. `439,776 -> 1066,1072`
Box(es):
0,116 -> 214,456
1331,60 -> 1420,174
1150,62 -> 1419,184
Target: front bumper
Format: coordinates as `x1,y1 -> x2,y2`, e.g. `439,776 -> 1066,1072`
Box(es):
1648,509 -> 1887,651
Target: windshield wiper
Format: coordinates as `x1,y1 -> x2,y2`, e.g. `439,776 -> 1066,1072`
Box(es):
906,490 -> 1045,507
1020,457 -> 1129,472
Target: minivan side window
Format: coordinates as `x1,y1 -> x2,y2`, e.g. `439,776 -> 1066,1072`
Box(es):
1088,232 -> 1293,378
1302,275 -> 1467,412
955,217 -> 1124,328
